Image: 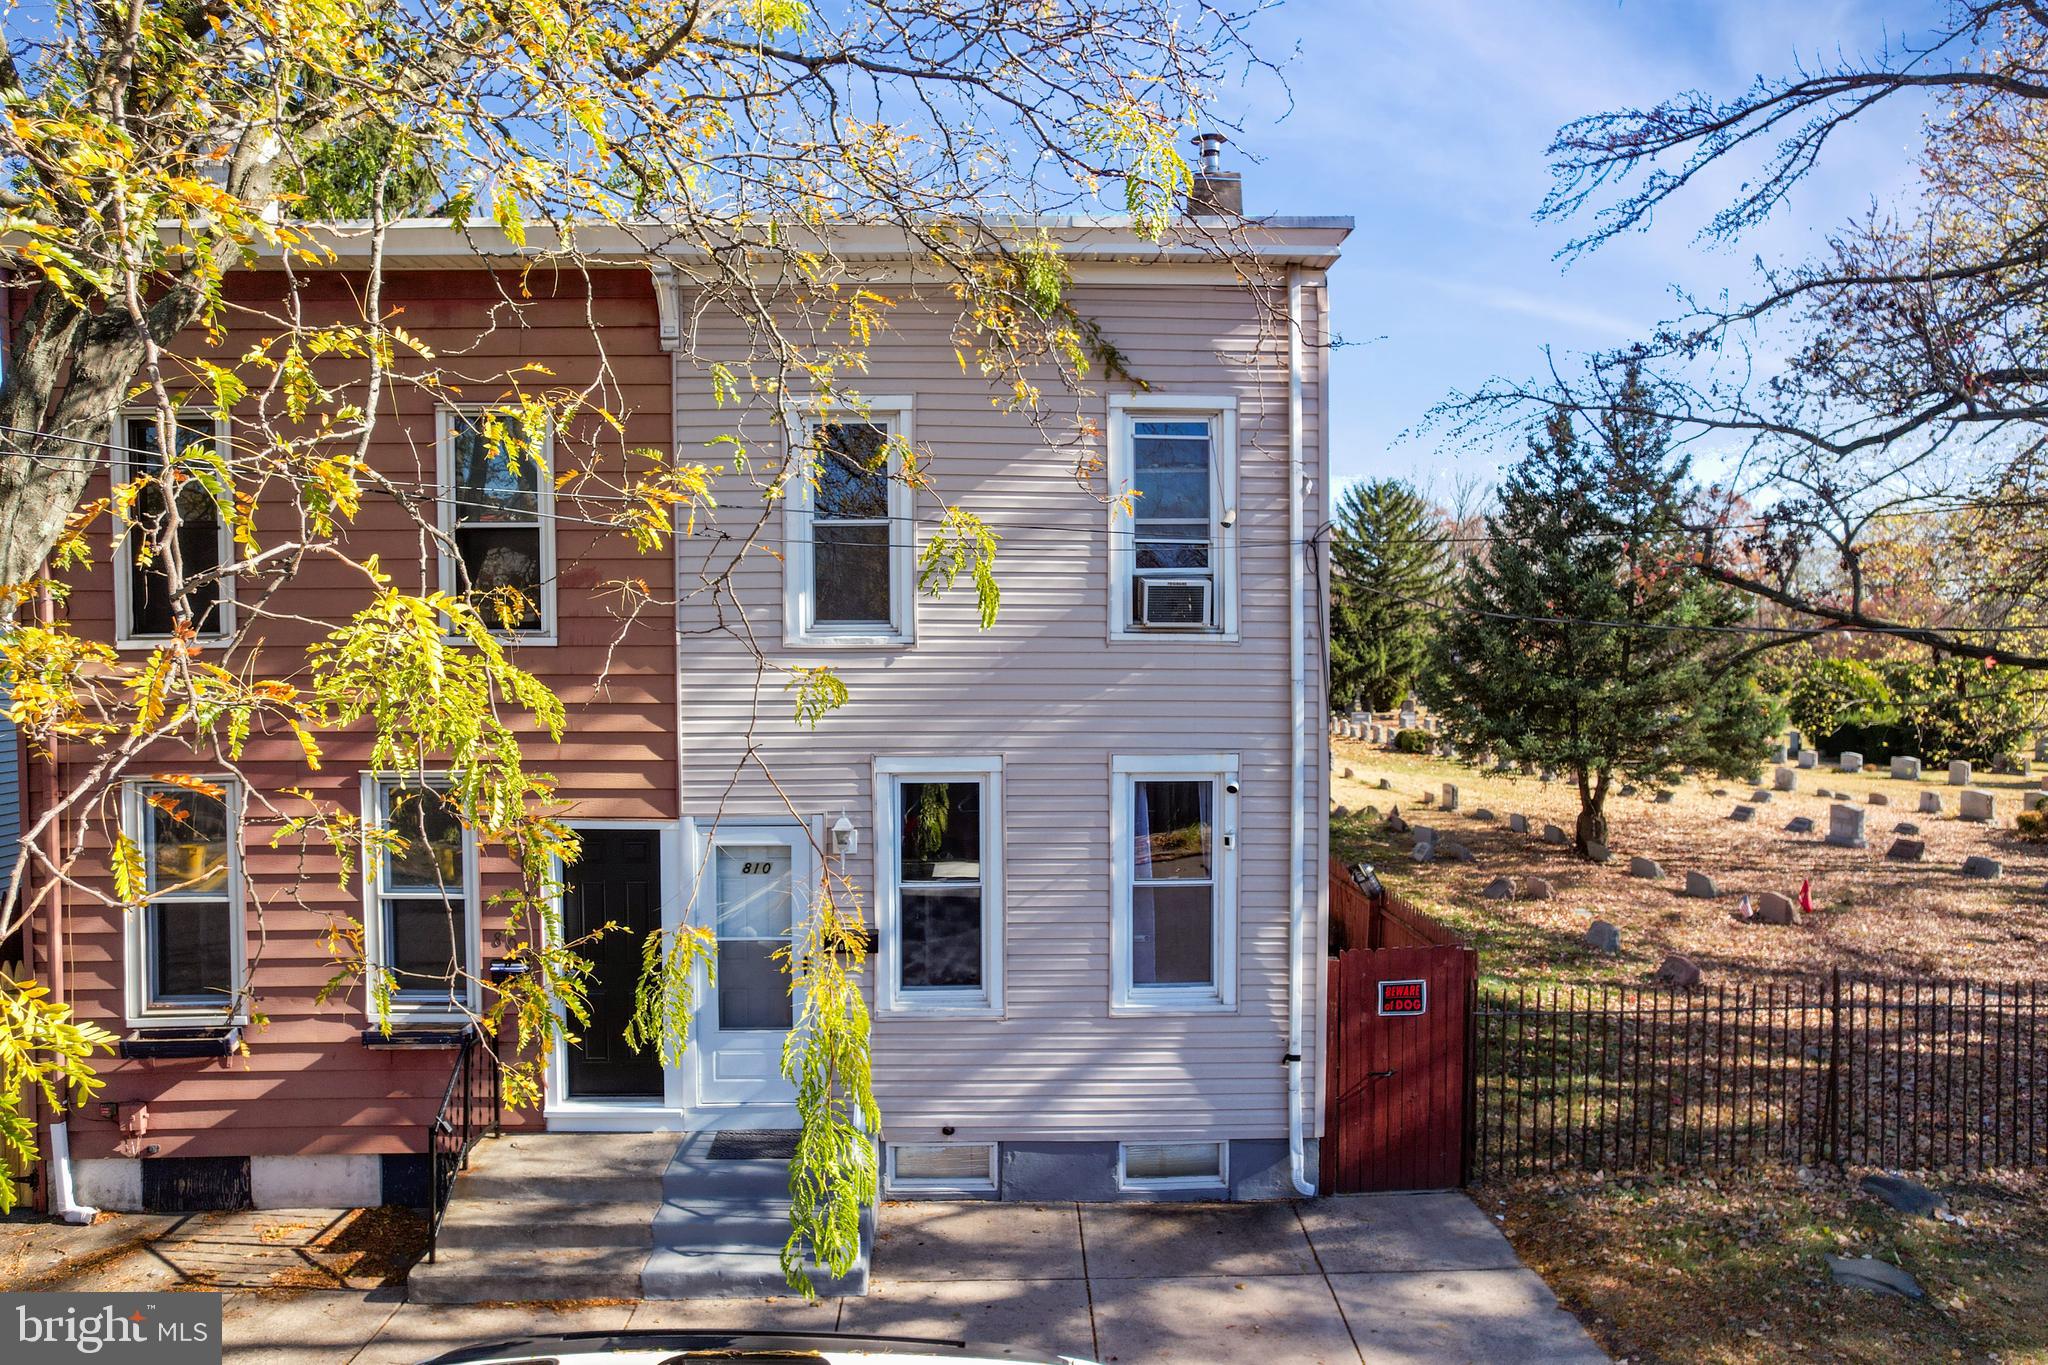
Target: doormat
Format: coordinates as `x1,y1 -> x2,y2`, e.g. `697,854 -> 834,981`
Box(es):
707,1129 -> 800,1160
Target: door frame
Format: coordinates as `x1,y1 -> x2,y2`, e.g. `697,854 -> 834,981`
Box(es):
543,818 -> 693,1132
680,815 -> 821,1130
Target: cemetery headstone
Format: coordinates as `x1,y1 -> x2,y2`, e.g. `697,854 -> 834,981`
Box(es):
1959,789 -> 1996,823
1471,808 -> 1495,822
1886,838 -> 1926,862
1522,876 -> 1556,900
1482,876 -> 1515,900
1784,816 -> 1815,834
1895,822 -> 1921,835
1508,813 -> 1530,834
1867,792 -> 1889,806
1826,803 -> 1868,849
1542,824 -> 1568,845
1771,744 -> 1789,763
1628,856 -> 1664,879
1963,855 -> 2003,879
1654,954 -> 1703,988
1729,805 -> 1757,822
1586,840 -> 1612,864
1798,750 -> 1819,769
1584,920 -> 1621,953
1754,891 -> 1798,925
1919,791 -> 1943,814
1890,756 -> 1921,780
1654,790 -> 1676,803
1441,783 -> 1459,812
1839,752 -> 1863,773
1949,759 -> 1972,786
1774,766 -> 1797,791
1683,871 -> 1717,898
1750,789 -> 1774,803
1826,1255 -> 1925,1300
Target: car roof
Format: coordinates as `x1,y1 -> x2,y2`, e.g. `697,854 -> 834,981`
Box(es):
420,1329 -> 1079,1365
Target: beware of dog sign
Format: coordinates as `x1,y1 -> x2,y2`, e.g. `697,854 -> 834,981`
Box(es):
1377,979 -> 1427,1016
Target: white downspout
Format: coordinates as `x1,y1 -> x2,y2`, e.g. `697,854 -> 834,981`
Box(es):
48,1121 -> 97,1224
1285,268 -> 1314,1197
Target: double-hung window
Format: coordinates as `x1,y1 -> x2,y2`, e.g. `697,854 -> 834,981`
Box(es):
125,781 -> 242,1022
1110,755 -> 1238,1011
366,778 -> 476,1015
1108,395 -> 1237,640
783,400 -> 916,646
438,407 -> 555,641
115,412 -> 233,646
874,756 -> 1003,1015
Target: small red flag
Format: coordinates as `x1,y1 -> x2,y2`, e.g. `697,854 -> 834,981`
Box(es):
1799,878 -> 1813,914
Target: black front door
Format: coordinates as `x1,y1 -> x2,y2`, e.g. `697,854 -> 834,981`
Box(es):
564,828 -> 665,1099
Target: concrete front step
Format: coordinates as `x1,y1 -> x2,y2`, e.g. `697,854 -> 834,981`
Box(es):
404,1129 -> 874,1303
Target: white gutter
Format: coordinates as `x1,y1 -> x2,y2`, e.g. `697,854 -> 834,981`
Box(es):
47,1121 -> 97,1224
1285,268 -> 1314,1197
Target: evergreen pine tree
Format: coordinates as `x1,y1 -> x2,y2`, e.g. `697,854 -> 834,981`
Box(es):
1329,479 -> 1447,713
1423,376 -> 1779,856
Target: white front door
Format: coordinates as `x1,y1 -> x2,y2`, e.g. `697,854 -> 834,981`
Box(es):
692,823 -> 810,1117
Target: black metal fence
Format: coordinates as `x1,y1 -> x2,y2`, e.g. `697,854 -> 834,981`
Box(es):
1468,970 -> 2047,1179
426,1025 -> 501,1263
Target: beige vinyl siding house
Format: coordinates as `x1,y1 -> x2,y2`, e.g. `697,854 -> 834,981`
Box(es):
665,224 -> 1343,1199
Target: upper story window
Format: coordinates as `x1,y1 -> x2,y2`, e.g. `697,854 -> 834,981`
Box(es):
438,407 -> 555,642
115,412 -> 233,646
365,778 -> 476,1015
1110,754 -> 1238,1013
783,399 -> 916,647
874,756 -> 1004,1016
1108,395 -> 1238,642
125,780 -> 243,1022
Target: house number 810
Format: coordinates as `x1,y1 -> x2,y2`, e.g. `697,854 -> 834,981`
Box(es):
741,861 -> 774,875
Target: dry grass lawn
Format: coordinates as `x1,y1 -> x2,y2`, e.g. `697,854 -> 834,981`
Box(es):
1330,737 -> 2048,985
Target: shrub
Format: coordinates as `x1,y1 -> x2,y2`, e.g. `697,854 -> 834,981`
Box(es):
1392,727 -> 1434,755
2017,808 -> 2048,842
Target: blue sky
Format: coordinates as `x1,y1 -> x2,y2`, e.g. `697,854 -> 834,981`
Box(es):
1228,0 -> 1946,495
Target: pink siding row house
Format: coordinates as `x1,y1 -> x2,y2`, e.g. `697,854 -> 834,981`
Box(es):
20,212 -> 1348,1214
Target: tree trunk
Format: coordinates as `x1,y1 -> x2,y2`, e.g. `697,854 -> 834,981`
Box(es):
1574,768 -> 1610,857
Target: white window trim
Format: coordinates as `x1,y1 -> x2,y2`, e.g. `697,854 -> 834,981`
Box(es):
1118,1140 -> 1229,1192
121,778 -> 247,1029
781,396 -> 917,648
435,404 -> 559,645
1109,753 -> 1239,1015
873,755 -> 1004,1017
1107,393 -> 1238,643
885,1141 -> 1000,1195
361,772 -> 481,1021
111,409 -> 236,651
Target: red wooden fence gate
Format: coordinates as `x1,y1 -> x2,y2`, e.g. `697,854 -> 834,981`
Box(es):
1322,863 -> 1477,1192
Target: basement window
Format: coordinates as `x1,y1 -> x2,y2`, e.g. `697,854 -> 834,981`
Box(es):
1119,1140 -> 1226,1190
887,1142 -> 998,1193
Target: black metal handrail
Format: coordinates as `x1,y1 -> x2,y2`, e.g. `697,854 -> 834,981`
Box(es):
426,1023 -> 501,1264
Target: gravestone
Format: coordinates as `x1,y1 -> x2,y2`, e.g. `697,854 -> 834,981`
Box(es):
1471,808 -> 1496,822
1839,752 -> 1864,773
1655,790 -> 1676,803
2024,791 -> 2048,813
1886,838 -> 1926,862
1542,824 -> 1568,845
1441,783 -> 1459,812
1508,813 -> 1530,834
1771,744 -> 1789,763
1750,789 -> 1774,804
1584,920 -> 1621,953
1798,750 -> 1819,769
1409,841 -> 1435,863
1826,803 -> 1868,849
1522,876 -> 1556,900
1654,954 -> 1703,988
1754,891 -> 1798,925
1628,856 -> 1664,879
1895,822 -> 1921,835
1775,766 -> 1798,791
1815,788 -> 1833,799
1482,876 -> 1515,900
1729,805 -> 1757,823
1963,855 -> 2002,879
1586,840 -> 1612,864
1859,1174 -> 1948,1219
1342,766 -> 1355,780
1684,871 -> 1717,899
1949,759 -> 1972,787
1789,728 -> 1804,752
1784,816 -> 1815,834
1890,756 -> 1921,780
1826,1255 -> 1925,1300
1384,809 -> 1409,833
1919,791 -> 1943,814
1960,789 -> 1996,823
1438,840 -> 1476,864
1867,792 -> 1889,807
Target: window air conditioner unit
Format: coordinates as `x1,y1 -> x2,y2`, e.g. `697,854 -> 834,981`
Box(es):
1139,577 -> 1212,628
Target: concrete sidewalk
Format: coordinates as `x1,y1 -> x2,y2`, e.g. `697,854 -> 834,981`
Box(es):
13,1192 -> 1607,1363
